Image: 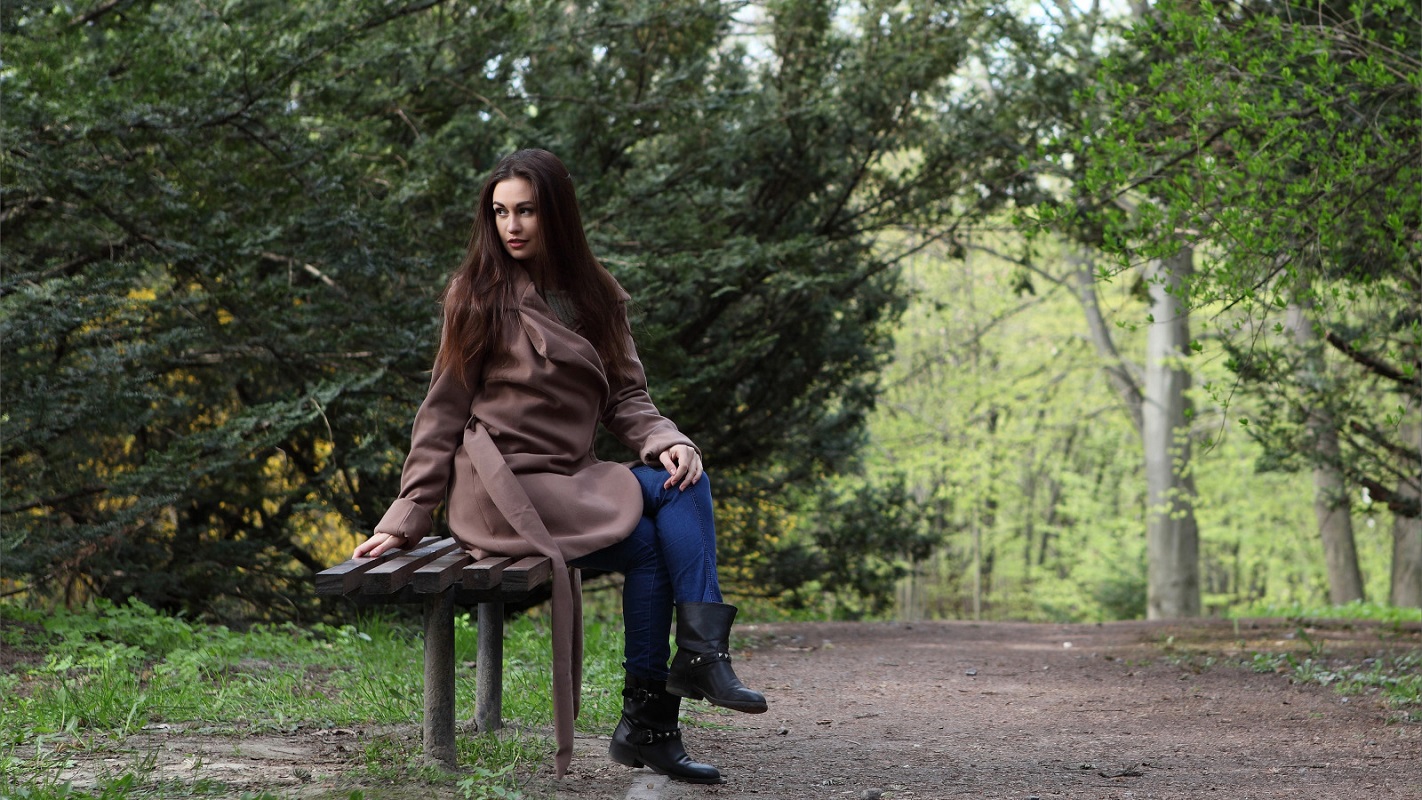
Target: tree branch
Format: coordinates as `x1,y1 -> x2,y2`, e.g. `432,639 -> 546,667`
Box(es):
259,251 -> 349,297
1348,421 -> 1422,466
1357,476 -> 1422,519
71,0 -> 132,27
0,240 -> 141,298
1325,330 -> 1417,387
357,0 -> 452,32
2,485 -> 108,515
1073,253 -> 1144,436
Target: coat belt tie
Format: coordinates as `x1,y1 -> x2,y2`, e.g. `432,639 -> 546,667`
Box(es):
464,421 -> 584,778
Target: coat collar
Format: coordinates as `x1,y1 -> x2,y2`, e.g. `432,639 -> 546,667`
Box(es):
508,263 -> 633,306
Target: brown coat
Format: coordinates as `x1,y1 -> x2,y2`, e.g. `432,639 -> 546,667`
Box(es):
374,266 -> 695,776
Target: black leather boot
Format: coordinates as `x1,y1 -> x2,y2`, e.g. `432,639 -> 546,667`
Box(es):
608,675 -> 722,784
666,601 -> 768,714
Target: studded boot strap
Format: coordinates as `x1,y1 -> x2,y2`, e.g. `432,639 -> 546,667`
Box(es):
686,651 -> 731,669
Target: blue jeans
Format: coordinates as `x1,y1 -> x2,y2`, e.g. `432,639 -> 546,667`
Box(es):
570,465 -> 723,680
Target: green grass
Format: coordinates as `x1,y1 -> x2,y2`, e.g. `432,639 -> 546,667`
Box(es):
1226,601 -> 1422,723
0,600 -> 628,799
1231,599 -> 1422,625
0,772 -> 287,800
1245,649 -> 1422,721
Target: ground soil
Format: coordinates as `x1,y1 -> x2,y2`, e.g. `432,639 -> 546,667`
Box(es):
52,618 -> 1422,799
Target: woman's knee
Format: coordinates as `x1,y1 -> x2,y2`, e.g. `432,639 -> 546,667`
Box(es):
688,469 -> 713,505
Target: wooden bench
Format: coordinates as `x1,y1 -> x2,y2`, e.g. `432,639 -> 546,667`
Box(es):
315,537 -> 555,767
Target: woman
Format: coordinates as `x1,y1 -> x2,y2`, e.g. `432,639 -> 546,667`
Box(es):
354,149 -> 765,784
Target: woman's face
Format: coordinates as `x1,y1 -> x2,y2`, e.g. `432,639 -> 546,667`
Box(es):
491,178 -> 541,261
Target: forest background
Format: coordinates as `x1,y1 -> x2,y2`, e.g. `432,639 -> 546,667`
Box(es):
3,0 -> 1419,625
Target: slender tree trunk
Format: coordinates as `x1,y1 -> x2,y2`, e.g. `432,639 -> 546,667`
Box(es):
1285,301 -> 1365,604
1143,248 -> 1200,618
1390,420 -> 1422,607
1074,253 -> 1144,435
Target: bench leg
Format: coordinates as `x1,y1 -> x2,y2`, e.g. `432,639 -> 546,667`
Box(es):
422,592 -> 457,768
475,600 -> 504,733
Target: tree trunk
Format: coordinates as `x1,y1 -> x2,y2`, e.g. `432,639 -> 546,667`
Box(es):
1285,301 -> 1365,604
1390,420 -> 1422,607
1143,248 -> 1200,619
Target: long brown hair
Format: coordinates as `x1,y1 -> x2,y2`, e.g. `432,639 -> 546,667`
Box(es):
435,149 -> 633,384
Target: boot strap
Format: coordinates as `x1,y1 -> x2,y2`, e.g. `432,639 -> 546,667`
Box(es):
629,727 -> 682,745
623,685 -> 664,702
687,651 -> 731,668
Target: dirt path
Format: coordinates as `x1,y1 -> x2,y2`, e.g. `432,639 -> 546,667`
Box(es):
55,618 -> 1421,799
557,618 -> 1421,800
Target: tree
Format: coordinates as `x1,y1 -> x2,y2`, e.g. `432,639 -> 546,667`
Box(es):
986,0 -> 1206,617
1084,0 -> 1421,605
1141,247 -> 1201,617
3,0 -> 467,615
1285,299 -> 1365,604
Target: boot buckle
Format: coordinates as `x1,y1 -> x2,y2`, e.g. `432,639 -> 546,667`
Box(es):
624,686 -> 662,702
633,727 -> 682,745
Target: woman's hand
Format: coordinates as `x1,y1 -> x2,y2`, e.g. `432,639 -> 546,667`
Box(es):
353,532 -> 407,559
659,444 -> 703,491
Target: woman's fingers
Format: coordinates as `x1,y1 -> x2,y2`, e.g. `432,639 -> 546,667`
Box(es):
660,445 -> 702,490
681,450 -> 702,489
353,533 -> 402,559
660,448 -> 682,488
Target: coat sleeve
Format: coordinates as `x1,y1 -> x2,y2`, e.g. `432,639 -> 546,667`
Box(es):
373,356 -> 478,544
600,322 -> 697,466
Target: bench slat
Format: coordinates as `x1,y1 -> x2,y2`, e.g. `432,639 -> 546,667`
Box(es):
413,550 -> 475,594
501,556 -> 553,594
316,546 -> 407,596
463,556 -> 517,590
333,585 -> 525,607
361,538 -> 462,594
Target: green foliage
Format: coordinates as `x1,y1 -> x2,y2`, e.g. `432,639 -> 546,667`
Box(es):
1095,569 -> 1148,622
1078,0 -> 1422,523
2,0 -> 1013,619
456,765 -> 522,800
1232,600 -> 1422,626
844,230 -> 1398,621
1091,0 -> 1420,290
761,475 -> 940,618
990,0 -> 1418,613
3,0 -> 464,618
853,236 -> 1157,621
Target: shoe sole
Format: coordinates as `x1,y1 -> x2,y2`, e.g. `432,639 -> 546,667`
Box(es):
610,747 -> 724,784
665,683 -> 768,714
